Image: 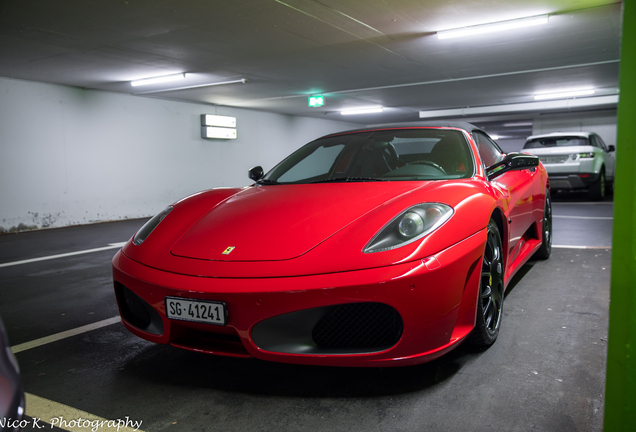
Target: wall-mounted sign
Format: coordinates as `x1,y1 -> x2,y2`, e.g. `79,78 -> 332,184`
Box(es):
201,114 -> 237,139
309,95 -> 324,107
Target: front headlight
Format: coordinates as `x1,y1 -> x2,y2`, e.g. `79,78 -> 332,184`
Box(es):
133,206 -> 173,245
364,203 -> 453,253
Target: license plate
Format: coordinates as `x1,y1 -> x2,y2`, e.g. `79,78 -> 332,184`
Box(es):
540,156 -> 567,164
165,297 -> 227,326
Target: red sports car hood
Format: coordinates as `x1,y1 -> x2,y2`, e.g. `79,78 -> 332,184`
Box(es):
170,182 -> 430,262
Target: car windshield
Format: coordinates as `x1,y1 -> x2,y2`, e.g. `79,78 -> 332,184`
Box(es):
524,137 -> 590,148
262,129 -> 474,184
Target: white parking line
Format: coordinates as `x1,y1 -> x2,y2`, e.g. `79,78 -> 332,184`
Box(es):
11,316 -> 121,354
552,202 -> 614,205
0,242 -> 127,268
553,215 -> 613,220
552,245 -> 612,249
26,393 -> 145,432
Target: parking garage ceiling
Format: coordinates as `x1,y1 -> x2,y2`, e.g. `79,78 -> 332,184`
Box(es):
0,0 -> 622,125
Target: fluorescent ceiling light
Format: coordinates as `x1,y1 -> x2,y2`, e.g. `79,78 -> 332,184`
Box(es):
133,78 -> 246,95
341,107 -> 384,115
437,15 -> 549,40
419,95 -> 618,119
534,89 -> 595,100
131,73 -> 186,87
503,122 -> 533,127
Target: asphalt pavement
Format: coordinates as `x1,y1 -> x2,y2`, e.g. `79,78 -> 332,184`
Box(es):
0,196 -> 612,432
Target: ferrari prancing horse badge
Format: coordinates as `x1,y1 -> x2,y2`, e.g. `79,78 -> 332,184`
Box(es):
222,246 -> 235,255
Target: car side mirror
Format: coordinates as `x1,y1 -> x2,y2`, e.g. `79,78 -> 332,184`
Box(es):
608,145 -> 616,152
486,153 -> 540,180
248,166 -> 264,181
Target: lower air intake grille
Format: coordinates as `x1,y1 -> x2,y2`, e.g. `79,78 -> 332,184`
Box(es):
122,286 -> 151,327
114,283 -> 164,335
312,302 -> 403,349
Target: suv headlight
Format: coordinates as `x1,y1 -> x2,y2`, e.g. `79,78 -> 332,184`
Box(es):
364,203 -> 453,253
133,206 -> 173,245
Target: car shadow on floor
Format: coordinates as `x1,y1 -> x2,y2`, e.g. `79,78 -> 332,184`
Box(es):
550,189 -> 614,202
119,332 -> 486,398
112,266 -> 544,399
116,266 -> 546,398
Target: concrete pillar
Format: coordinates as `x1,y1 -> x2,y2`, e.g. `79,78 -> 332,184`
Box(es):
604,2 -> 636,430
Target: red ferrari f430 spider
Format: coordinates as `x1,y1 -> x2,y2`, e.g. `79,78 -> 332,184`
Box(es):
113,122 -> 551,367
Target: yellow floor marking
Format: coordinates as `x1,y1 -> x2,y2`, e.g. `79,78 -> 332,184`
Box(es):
26,393 -> 145,432
11,317 -> 121,354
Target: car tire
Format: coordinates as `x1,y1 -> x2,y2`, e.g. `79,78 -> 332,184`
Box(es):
606,178 -> 614,196
468,219 -> 504,347
533,191 -> 552,259
588,168 -> 606,201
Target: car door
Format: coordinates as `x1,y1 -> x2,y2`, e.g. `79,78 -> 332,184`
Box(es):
593,134 -> 616,180
473,131 -> 537,260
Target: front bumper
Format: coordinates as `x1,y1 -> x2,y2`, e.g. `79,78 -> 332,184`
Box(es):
112,229 -> 486,367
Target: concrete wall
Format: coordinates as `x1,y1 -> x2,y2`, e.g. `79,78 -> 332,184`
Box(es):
494,138 -> 526,154
0,77 -> 358,232
532,109 -> 618,147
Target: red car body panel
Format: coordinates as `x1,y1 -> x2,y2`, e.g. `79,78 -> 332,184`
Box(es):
114,228 -> 486,367
113,125 -> 549,367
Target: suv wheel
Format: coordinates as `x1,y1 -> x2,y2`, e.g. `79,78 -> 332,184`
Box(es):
588,168 -> 605,201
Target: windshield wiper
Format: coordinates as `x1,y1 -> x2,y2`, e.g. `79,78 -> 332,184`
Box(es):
312,177 -> 385,183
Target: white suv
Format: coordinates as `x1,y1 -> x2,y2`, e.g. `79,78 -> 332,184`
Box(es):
522,132 -> 615,200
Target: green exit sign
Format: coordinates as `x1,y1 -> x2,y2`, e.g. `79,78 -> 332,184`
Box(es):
309,95 -> 324,107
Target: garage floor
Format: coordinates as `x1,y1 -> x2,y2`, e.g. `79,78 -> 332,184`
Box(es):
0,195 -> 612,432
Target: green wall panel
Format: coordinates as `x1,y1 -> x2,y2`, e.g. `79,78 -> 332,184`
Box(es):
604,1 -> 636,430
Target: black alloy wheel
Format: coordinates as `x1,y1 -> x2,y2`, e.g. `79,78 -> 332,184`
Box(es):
534,191 -> 552,259
469,219 -> 504,347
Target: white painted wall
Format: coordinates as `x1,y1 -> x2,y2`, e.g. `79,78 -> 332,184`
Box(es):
0,77 -> 359,232
495,138 -> 526,154
531,110 -> 618,147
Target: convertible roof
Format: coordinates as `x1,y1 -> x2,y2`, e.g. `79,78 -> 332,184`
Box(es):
323,121 -> 485,138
